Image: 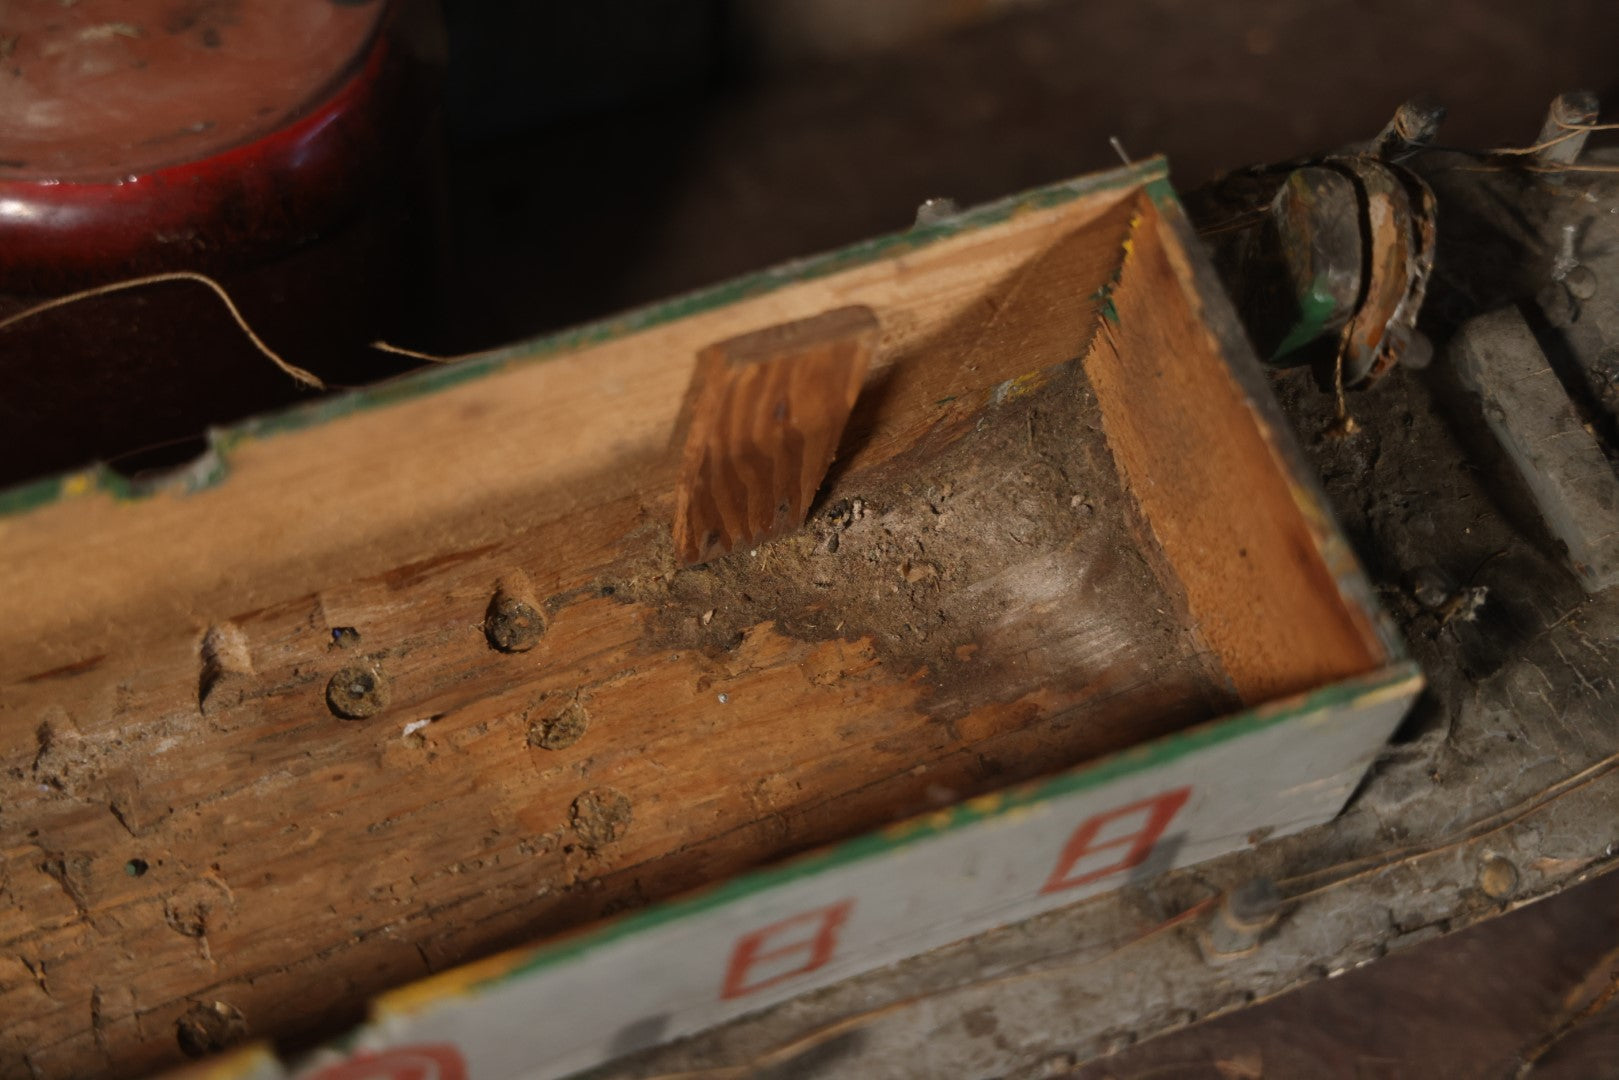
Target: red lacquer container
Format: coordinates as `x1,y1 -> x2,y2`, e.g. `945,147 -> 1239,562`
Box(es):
0,0 -> 444,488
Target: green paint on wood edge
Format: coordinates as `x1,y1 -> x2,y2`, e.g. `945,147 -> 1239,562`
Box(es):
0,158 -> 1170,520
1270,278 -> 1343,361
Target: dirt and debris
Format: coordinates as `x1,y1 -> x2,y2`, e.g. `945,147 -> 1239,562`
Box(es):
570,787 -> 633,849
1270,350 -> 1579,685
528,699 -> 590,751
31,711 -> 100,795
614,358 -> 1231,731
325,662 -> 390,720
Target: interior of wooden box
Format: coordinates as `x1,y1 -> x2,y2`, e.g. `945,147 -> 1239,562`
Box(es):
0,174 -> 1385,1076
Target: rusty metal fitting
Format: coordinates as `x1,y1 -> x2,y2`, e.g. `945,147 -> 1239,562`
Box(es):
1199,877 -> 1283,961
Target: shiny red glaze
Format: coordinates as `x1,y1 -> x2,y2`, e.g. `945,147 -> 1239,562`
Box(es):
0,3 -> 445,490
0,34 -> 390,288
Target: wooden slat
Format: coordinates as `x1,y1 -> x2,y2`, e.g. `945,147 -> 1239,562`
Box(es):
673,305 -> 877,565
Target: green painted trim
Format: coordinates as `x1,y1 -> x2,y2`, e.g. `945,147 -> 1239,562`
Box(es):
0,449 -> 233,512
1270,279 -> 1342,360
0,158 -> 1169,521
0,474 -> 65,517
1142,173 -> 1181,207
412,661 -> 1420,1001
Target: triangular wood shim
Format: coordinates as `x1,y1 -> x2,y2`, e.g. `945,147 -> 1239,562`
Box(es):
674,305 -> 878,565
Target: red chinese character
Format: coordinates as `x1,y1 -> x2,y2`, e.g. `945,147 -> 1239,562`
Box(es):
721,900 -> 854,999
1041,787 -> 1192,894
302,1044 -> 467,1080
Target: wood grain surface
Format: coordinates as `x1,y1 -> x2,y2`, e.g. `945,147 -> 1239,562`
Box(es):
673,305 -> 877,565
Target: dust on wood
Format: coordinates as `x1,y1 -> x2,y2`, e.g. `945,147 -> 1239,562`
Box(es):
621,359 -> 1227,729
571,788 -> 634,849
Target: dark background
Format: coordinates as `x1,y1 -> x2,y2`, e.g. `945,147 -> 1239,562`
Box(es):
10,0 -> 1614,486
435,0 -> 1619,352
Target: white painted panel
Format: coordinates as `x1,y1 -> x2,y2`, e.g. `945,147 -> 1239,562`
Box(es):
281,669 -> 1418,1080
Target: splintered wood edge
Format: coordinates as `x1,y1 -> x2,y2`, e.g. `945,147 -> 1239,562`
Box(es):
673,305 -> 879,566
1082,196 -> 1386,704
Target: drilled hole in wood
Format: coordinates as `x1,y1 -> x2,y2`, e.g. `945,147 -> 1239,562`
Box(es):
485,579 -> 546,652
124,858 -> 148,877
528,700 -> 590,751
570,788 -> 632,849
175,1000 -> 247,1059
325,663 -> 389,719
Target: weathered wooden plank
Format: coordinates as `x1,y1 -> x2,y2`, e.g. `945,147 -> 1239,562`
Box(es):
673,305 -> 877,565
1,176 -> 1150,1077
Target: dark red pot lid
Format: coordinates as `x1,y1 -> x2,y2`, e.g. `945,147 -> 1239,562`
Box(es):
0,0 -> 385,183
